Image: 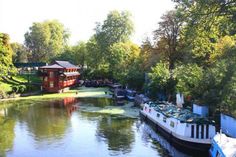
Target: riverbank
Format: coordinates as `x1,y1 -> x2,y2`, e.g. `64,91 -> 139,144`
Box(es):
0,87 -> 112,102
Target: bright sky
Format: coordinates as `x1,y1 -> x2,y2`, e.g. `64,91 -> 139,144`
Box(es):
0,0 -> 174,45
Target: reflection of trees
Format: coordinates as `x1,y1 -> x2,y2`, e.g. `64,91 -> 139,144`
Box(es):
7,98 -> 78,144
0,114 -> 15,157
78,98 -> 113,108
96,115 -> 135,154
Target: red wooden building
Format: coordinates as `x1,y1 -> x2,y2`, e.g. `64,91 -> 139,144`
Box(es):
39,61 -> 80,93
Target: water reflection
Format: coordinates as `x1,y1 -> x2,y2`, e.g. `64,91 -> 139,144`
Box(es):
96,116 -> 135,155
140,122 -> 190,157
0,97 -> 196,157
0,109 -> 15,157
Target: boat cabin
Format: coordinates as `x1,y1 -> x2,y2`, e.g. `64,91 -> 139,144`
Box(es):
39,61 -> 80,93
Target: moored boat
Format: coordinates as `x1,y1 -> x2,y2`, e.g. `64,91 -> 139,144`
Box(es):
140,101 -> 216,153
125,89 -> 136,101
209,133 -> 236,157
114,88 -> 126,99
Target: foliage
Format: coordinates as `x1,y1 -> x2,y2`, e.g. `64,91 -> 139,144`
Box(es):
153,10 -> 184,70
140,38 -> 161,71
95,10 -> 134,65
56,41 -> 87,67
148,62 -> 172,97
12,85 -> 26,93
174,64 -> 203,96
0,33 -> 15,77
109,41 -> 140,85
11,42 -> 28,63
24,20 -> 69,62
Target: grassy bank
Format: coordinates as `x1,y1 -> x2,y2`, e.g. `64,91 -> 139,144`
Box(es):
0,87 -> 112,102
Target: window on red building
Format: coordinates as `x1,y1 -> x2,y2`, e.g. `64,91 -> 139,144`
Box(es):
49,72 -> 54,78
49,81 -> 54,88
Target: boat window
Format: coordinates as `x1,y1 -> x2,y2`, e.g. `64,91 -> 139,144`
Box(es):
163,117 -> 166,123
206,124 -> 209,139
156,113 -> 160,117
191,125 -> 194,138
170,121 -> 175,128
196,125 -> 199,139
201,125 -> 204,139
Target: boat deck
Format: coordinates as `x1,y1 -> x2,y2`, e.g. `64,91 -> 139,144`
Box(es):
147,102 -> 215,124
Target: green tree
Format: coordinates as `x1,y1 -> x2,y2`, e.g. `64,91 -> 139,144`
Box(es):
24,20 -> 69,62
95,10 -> 134,63
56,42 -> 87,67
109,41 -> 141,86
72,41 -> 87,67
140,38 -> 161,71
0,33 -> 15,77
174,64 -> 203,96
148,62 -> 174,98
11,42 -> 28,63
85,36 -> 109,79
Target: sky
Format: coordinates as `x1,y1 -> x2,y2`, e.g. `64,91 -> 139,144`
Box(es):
0,0 -> 175,45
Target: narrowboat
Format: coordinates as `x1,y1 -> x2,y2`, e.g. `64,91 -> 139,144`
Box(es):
114,88 -> 126,99
209,133 -> 236,157
125,89 -> 136,101
140,101 -> 216,153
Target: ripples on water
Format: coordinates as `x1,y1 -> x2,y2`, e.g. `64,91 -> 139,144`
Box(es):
0,97 -> 193,157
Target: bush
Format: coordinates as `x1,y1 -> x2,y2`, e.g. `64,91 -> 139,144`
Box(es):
11,85 -> 26,93
18,85 -> 26,93
12,85 -> 19,93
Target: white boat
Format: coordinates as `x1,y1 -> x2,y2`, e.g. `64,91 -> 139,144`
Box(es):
209,133 -> 236,157
140,101 -> 216,153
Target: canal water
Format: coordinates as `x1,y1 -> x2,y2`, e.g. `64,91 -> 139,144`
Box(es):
0,97 -> 197,157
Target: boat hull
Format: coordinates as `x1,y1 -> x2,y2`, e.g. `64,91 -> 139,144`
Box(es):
140,110 -> 210,156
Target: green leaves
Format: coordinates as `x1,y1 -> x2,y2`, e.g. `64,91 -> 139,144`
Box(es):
24,20 -> 69,62
0,33 -> 15,77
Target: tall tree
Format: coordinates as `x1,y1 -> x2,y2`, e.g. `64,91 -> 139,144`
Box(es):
24,20 -> 69,62
153,10 -> 183,71
95,10 -> 134,63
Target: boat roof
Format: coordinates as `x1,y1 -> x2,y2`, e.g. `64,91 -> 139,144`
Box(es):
213,133 -> 236,157
147,102 -> 215,124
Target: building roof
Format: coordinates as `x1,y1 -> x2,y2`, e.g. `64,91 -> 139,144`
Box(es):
54,61 -> 79,69
40,64 -> 63,69
14,62 -> 47,68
